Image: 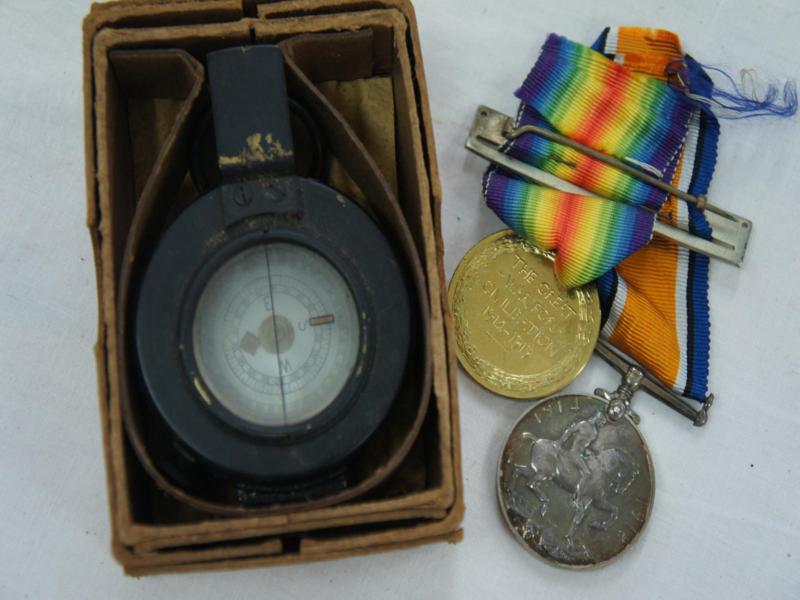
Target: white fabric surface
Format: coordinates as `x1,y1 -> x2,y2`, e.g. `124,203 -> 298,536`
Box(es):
1,0 -> 799,597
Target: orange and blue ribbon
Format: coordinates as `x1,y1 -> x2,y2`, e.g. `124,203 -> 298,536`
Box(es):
592,27 -> 717,401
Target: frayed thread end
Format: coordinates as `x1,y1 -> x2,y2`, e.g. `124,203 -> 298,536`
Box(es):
687,63 -> 798,120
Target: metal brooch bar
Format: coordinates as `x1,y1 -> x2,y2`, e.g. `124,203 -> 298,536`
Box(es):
594,340 -> 713,426
466,105 -> 752,266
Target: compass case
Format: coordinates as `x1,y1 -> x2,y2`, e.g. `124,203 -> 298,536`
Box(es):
83,0 -> 463,575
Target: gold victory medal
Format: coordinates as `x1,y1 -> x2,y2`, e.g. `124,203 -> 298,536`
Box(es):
448,230 -> 600,399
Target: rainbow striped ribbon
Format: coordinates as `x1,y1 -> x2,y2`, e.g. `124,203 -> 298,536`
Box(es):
483,28 -> 718,401
518,34 -> 692,181
483,171 -> 655,286
485,34 -> 696,286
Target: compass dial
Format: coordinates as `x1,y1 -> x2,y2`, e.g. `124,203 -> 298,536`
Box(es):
191,242 -> 361,427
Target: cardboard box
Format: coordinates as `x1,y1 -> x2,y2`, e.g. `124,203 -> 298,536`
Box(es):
83,0 -> 463,575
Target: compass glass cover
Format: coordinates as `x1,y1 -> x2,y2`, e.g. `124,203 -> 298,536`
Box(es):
191,242 -> 360,427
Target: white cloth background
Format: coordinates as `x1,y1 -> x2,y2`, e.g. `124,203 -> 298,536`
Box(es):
1,0 -> 798,598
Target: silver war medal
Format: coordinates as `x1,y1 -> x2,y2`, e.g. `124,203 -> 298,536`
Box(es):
498,365 -> 655,567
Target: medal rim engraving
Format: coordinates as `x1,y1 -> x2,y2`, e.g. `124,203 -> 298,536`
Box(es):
448,229 -> 600,399
497,393 -> 655,569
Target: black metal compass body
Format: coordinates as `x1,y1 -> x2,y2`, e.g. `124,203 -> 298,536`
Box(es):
134,46 -> 411,485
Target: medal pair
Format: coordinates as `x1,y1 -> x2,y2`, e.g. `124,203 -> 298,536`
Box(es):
449,25 -> 792,567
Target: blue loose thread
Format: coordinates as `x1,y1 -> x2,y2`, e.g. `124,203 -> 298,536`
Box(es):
681,60 -> 798,120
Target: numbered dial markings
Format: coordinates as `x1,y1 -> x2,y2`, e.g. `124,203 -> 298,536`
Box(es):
192,243 -> 360,427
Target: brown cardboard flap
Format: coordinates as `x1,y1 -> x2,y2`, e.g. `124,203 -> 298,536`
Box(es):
88,0 -> 243,29
272,28 -> 394,81
257,0 -> 412,20
122,536 -> 283,570
112,48 -> 204,265
133,506 -> 449,554
123,523 -> 463,576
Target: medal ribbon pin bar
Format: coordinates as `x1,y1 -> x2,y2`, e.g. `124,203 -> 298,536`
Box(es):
452,26 -> 796,567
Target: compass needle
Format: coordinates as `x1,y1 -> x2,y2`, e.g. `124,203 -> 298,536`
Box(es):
309,314 -> 335,326
239,331 -> 260,355
263,245 -> 288,426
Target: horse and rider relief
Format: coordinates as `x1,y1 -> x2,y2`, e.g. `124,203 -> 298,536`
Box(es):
499,396 -> 653,567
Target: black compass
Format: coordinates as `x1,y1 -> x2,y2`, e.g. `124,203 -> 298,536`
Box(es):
133,45 -> 411,484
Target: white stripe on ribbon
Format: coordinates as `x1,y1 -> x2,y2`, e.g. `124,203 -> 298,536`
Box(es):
677,111 -> 700,193
673,199 -> 690,393
605,28 -> 619,56
601,276 -> 628,340
671,109 -> 699,393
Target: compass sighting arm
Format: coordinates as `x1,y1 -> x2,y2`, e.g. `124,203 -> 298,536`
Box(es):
207,46 -> 296,181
